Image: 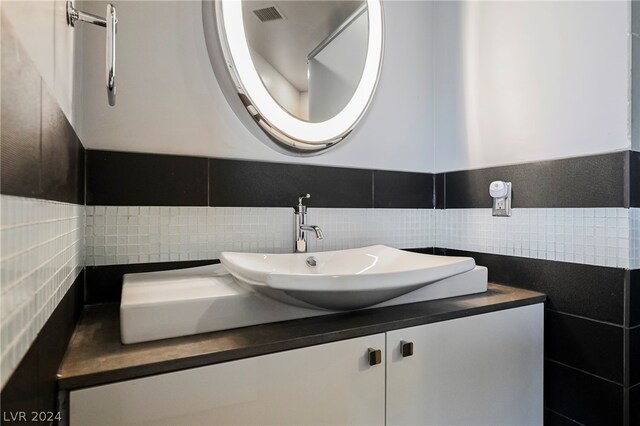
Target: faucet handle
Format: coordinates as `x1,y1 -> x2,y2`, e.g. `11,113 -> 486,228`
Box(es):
298,194 -> 311,206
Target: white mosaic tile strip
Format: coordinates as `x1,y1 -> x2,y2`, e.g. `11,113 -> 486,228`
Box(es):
85,206 -> 293,266
436,208 -> 632,269
631,208 -> 640,269
84,207 -> 436,266
84,206 -> 637,269
306,208 -> 434,252
0,195 -> 83,388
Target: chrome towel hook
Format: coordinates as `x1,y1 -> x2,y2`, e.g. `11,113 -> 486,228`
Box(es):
66,1 -> 117,106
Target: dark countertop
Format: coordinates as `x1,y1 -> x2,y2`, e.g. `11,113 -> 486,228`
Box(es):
58,283 -> 545,390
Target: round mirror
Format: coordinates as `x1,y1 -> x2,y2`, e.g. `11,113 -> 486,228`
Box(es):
203,0 -> 384,154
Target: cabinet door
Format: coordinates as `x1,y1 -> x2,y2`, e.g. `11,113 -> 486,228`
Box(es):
386,304 -> 543,426
70,334 -> 386,426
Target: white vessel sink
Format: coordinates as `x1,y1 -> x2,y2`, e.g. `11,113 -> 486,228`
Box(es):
121,261 -> 487,344
220,245 -> 476,310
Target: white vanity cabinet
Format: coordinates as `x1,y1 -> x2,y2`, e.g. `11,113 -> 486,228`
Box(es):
69,304 -> 543,426
70,333 -> 386,426
386,303 -> 544,426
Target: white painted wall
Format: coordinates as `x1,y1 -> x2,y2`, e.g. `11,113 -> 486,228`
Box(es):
76,1 -> 632,172
1,0 -> 81,127
78,1 -> 436,173
308,10 -> 368,122
250,48 -> 302,119
433,1 -> 631,172
299,91 -> 309,121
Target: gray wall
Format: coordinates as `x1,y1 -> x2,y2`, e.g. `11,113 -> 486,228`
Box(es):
308,10 -> 368,122
78,1 -> 436,173
78,1 -> 633,172
433,1 -> 631,172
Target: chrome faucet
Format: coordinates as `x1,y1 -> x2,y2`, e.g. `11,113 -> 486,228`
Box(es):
294,194 -> 324,253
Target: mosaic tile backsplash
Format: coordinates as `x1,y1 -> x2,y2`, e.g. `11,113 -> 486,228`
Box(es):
631,208 -> 640,269
0,195 -> 83,387
84,207 -> 434,266
84,206 -> 639,269
436,208 -> 638,269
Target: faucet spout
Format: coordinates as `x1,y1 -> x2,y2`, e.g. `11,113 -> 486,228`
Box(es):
300,225 -> 324,240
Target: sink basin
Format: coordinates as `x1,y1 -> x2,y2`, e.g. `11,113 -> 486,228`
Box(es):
220,245 -> 476,310
121,245 -> 486,344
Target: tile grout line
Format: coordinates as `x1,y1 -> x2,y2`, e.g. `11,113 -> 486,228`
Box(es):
544,307 -> 626,329
546,358 -> 625,387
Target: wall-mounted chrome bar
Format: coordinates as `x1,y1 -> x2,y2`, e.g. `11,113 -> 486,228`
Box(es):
307,3 -> 367,61
66,2 -> 117,106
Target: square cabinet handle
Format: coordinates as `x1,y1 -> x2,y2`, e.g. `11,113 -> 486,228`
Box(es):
401,340 -> 414,357
368,348 -> 382,366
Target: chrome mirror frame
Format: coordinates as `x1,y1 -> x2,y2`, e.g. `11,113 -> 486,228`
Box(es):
202,0 -> 384,155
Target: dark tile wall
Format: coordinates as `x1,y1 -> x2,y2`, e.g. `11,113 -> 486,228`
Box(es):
630,384 -> 640,425
631,150 -> 639,208
1,16 -> 84,205
436,151 -> 630,208
545,310 -> 623,383
86,151 -> 208,206
209,159 -> 374,208
372,170 -> 433,208
86,150 -> 435,209
0,17 -> 85,423
544,409 -> 583,426
435,249 -> 626,323
630,270 -> 640,327
545,360 -> 624,425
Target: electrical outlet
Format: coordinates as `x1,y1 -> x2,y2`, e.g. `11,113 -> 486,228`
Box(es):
490,182 -> 512,217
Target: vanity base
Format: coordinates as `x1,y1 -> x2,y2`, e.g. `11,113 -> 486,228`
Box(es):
120,265 -> 487,344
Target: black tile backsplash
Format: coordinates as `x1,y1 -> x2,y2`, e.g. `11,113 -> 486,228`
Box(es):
631,270 -> 640,327
85,152 -> 436,209
209,159 -> 373,208
545,360 -> 624,426
436,249 -> 626,325
630,150 -> 639,208
85,149 -> 635,209
0,16 -> 84,204
372,170 -> 432,208
434,173 -> 445,209
630,327 -> 640,387
630,384 -> 640,426
544,409 -> 583,426
40,83 -> 84,205
443,152 -> 629,208
86,150 -> 209,206
545,310 -> 624,383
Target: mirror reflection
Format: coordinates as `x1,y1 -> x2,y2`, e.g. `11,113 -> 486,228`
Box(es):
242,1 -> 369,122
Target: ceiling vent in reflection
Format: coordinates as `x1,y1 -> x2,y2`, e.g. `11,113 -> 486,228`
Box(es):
252,6 -> 285,22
